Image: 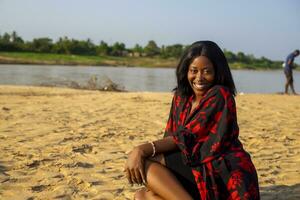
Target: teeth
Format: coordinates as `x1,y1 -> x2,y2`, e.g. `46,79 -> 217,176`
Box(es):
193,83 -> 204,89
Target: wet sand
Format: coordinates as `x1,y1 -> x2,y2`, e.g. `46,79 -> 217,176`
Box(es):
0,86 -> 299,200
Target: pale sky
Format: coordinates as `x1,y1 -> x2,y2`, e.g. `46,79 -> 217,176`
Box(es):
0,0 -> 299,62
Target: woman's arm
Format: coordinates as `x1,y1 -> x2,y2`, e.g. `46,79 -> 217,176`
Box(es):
136,136 -> 178,157
124,136 -> 178,185
125,95 -> 178,185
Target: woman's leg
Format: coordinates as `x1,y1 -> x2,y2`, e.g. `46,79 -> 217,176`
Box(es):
135,187 -> 164,200
142,159 -> 193,200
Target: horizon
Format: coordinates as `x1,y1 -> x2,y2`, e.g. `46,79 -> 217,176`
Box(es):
1,0 -> 300,63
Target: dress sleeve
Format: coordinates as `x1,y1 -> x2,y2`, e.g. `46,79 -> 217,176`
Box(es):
172,87 -> 236,167
164,94 -> 177,137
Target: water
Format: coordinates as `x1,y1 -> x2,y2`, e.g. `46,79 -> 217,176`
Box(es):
1,64 -> 300,93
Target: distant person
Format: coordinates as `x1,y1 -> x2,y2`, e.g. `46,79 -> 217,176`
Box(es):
284,49 -> 299,95
124,41 -> 260,200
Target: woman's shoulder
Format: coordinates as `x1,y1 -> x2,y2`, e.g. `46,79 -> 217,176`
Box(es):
172,92 -> 187,107
173,91 -> 187,101
201,85 -> 236,110
207,85 -> 232,99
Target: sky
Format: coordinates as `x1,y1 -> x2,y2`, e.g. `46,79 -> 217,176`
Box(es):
0,0 -> 300,62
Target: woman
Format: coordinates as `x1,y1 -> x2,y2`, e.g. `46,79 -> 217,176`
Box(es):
124,41 -> 260,200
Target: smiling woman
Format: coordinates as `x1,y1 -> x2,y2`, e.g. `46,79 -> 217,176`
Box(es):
124,41 -> 260,200
187,56 -> 215,110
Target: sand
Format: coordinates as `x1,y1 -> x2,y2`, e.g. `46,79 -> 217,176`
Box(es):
0,85 -> 299,200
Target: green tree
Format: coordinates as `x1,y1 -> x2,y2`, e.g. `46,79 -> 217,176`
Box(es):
52,37 -> 72,54
30,37 -> 53,53
0,31 -> 25,51
67,38 -> 96,55
96,40 -> 111,56
2,33 -> 11,42
237,52 -> 246,62
110,42 -> 126,56
132,44 -> 143,56
224,49 -> 236,62
144,40 -> 160,57
11,31 -> 24,43
163,44 -> 183,58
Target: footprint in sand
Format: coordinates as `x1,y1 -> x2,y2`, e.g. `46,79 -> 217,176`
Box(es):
31,184 -> 48,192
72,144 -> 93,154
26,160 -> 40,168
90,180 -> 104,186
64,162 -> 94,168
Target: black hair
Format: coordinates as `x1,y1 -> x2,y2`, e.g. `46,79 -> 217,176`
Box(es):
294,49 -> 300,55
174,41 -> 236,97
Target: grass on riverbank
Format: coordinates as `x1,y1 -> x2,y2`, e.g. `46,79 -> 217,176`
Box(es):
0,51 -> 286,70
0,52 -> 178,68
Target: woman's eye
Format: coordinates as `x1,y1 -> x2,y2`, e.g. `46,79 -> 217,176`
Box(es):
204,69 -> 212,74
190,69 -> 197,73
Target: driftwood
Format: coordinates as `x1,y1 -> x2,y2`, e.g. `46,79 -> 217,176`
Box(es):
40,75 -> 125,92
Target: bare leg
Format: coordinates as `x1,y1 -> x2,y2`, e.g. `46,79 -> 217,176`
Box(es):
134,154 -> 168,200
134,154 -> 193,200
143,159 -> 193,200
135,187 -> 164,200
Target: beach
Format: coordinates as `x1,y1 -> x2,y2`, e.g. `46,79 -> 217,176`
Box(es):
0,85 -> 299,200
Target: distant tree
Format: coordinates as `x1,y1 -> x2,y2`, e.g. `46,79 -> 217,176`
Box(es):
132,44 -> 143,56
96,40 -> 111,56
258,56 -> 272,67
84,38 -> 96,55
2,33 -> 11,42
30,37 -> 53,53
110,42 -> 126,56
11,31 -> 24,43
236,52 -> 247,62
66,38 -> 96,55
144,40 -> 160,57
0,31 -> 285,69
0,31 -> 24,51
224,49 -> 236,62
162,44 -> 183,58
52,37 -> 72,54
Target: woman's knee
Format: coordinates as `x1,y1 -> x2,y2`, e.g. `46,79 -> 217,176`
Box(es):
135,188 -> 161,200
134,188 -> 147,200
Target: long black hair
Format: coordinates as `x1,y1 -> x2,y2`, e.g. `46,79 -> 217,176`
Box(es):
174,41 -> 236,97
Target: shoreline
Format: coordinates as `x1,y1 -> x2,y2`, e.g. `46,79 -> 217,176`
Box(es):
0,52 -> 288,70
0,84 -> 294,95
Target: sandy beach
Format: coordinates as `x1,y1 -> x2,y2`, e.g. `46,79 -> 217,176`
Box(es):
0,85 -> 299,200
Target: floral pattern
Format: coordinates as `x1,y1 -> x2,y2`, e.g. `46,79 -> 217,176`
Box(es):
165,85 -> 260,200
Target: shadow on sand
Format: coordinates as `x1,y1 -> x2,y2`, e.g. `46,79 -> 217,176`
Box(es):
260,183 -> 300,200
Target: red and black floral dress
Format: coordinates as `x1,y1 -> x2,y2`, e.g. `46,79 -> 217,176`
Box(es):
163,85 -> 260,200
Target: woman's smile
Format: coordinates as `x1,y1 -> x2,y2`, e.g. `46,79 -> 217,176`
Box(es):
192,81 -> 210,90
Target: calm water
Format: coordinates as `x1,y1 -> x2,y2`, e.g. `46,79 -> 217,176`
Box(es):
1,64 -> 300,93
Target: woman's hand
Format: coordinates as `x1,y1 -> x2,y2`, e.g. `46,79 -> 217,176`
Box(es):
124,146 -> 147,185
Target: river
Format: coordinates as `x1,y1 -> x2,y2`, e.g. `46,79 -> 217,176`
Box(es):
1,64 -> 300,93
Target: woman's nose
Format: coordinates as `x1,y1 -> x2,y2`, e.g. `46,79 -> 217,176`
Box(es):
196,71 -> 203,80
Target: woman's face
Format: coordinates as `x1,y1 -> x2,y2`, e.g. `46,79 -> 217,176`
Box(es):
187,56 -> 215,98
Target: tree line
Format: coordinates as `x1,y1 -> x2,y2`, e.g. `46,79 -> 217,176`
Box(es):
0,31 -> 283,69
